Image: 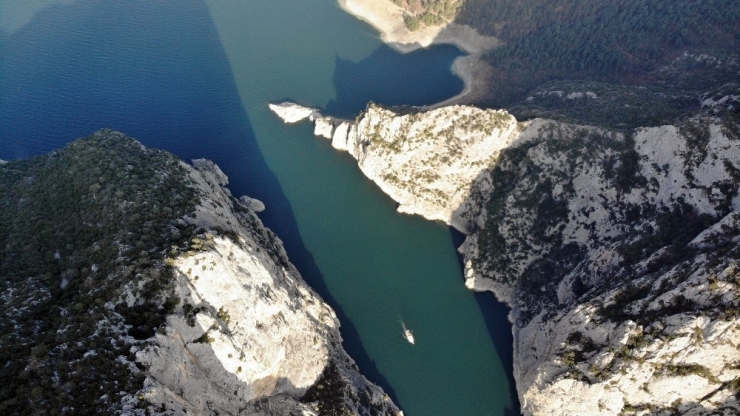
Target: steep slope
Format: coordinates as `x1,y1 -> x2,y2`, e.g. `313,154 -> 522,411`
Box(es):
270,101 -> 533,232
0,130 -> 398,415
453,0 -> 740,123
464,119 -> 740,415
272,102 -> 740,415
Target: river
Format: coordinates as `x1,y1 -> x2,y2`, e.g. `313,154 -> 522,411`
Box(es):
0,1 -> 517,414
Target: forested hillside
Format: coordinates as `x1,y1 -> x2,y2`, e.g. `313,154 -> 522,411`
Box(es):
0,131 -> 199,413
453,0 -> 740,127
370,0 -> 736,128
386,0 -> 739,127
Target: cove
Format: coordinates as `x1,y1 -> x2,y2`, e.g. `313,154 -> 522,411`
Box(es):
0,0 -> 518,414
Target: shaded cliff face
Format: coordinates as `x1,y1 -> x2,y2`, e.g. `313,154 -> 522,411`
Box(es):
0,130 -> 398,415
272,101 -> 740,415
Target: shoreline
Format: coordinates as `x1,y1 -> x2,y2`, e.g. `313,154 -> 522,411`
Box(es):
337,0 -> 499,106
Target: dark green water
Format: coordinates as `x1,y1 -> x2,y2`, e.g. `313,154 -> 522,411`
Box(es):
0,1 -> 517,414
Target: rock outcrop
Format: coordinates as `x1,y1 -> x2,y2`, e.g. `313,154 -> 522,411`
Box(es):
0,130 -> 398,416
270,101 -> 537,232
134,157 -> 398,415
269,102 -> 321,124
338,0 -> 498,54
272,102 -> 740,415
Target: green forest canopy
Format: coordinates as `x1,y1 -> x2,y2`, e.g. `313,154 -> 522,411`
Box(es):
394,0 -> 739,127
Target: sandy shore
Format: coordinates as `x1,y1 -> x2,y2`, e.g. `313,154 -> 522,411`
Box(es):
337,0 -> 499,105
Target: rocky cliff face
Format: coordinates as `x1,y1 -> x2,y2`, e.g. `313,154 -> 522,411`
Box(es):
136,158 -> 398,416
0,130 -> 398,416
270,101 -> 537,232
271,102 -> 740,415
466,120 -> 740,415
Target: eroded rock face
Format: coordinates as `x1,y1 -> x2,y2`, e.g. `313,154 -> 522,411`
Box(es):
134,153 -> 399,415
273,102 -> 740,415
270,102 -> 537,232
0,131 -> 398,416
464,120 -> 740,415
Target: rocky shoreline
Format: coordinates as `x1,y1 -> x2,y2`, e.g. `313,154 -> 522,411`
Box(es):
337,0 -> 499,105
0,131 -> 401,415
269,101 -> 527,232
272,101 -> 740,415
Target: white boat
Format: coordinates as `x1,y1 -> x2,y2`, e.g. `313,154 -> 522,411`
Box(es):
402,322 -> 414,344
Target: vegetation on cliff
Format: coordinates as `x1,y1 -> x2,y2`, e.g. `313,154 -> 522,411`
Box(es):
0,130 -> 400,416
0,130 -> 201,414
390,0 -> 462,30
386,0 -> 739,128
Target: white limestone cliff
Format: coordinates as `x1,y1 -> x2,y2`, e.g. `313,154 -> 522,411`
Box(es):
270,101 -> 538,232
467,121 -> 740,416
273,102 -> 740,415
268,102 -> 321,124
132,159 -> 399,415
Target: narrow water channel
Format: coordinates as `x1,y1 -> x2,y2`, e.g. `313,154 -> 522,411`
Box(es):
0,1 -> 518,414
205,1 -> 517,414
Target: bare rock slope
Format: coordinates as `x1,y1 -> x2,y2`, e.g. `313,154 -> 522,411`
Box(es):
271,102 -> 740,415
136,158 -> 399,415
466,120 -> 740,415
0,130 -> 398,416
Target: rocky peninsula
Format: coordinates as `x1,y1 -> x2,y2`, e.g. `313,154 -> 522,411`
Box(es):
271,101 -> 740,415
269,101 -> 533,232
0,130 -> 399,415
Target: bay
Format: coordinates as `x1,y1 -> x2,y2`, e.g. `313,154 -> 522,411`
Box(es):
0,1 -> 518,414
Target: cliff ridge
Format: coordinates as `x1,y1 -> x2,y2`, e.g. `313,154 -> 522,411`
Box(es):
271,101 -> 740,415
0,130 -> 399,415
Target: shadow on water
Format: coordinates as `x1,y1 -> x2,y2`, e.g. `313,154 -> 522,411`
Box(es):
451,230 -> 521,416
260,201 -> 401,406
0,0 -> 399,405
322,44 -> 465,118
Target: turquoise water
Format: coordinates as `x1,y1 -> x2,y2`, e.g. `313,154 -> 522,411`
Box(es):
0,1 -> 518,414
